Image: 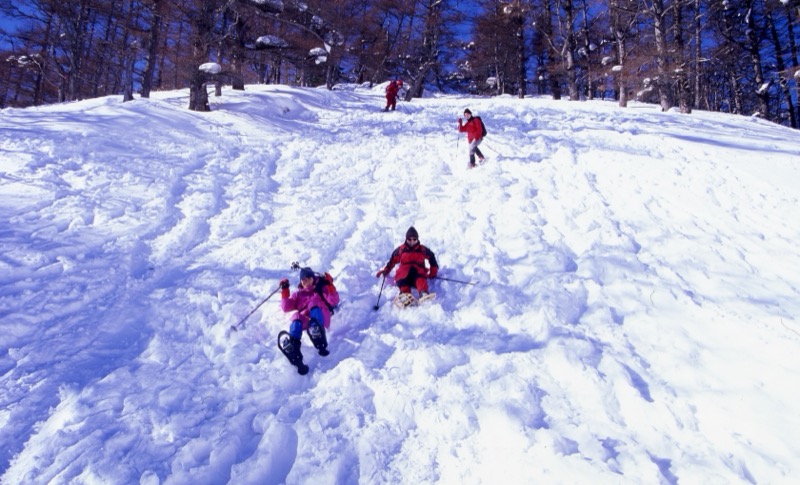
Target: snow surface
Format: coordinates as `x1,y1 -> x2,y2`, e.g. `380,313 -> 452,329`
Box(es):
2,84 -> 800,484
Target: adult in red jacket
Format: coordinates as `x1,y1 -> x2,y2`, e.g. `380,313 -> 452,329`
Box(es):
384,80 -> 400,111
376,226 -> 439,297
457,108 -> 485,168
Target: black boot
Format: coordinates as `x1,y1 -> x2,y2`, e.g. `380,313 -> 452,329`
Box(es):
278,331 -> 309,375
307,321 -> 330,356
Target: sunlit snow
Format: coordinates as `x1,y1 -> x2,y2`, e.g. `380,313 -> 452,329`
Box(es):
1,83 -> 799,484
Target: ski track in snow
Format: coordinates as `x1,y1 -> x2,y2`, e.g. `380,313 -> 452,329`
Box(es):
1,85 -> 800,484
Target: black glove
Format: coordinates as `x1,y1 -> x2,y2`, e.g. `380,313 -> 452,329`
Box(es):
279,278 -> 290,290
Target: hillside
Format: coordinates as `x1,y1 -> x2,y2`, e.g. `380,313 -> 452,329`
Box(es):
1,84 -> 799,484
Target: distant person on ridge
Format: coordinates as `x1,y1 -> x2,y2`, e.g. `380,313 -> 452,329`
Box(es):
457,108 -> 486,169
384,80 -> 400,112
277,267 -> 339,375
375,226 -> 439,307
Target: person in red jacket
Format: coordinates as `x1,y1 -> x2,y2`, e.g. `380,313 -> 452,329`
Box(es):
457,108 -> 485,169
376,226 -> 439,299
384,80 -> 400,111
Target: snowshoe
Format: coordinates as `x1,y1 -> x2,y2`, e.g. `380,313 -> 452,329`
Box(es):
418,292 -> 437,303
393,292 -> 418,309
277,331 -> 309,375
307,321 -> 330,356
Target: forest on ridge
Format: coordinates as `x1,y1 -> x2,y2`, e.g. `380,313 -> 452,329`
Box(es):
2,0 -> 800,128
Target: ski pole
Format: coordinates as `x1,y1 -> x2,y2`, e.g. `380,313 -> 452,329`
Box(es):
373,273 -> 387,310
436,276 -> 476,286
231,286 -> 281,332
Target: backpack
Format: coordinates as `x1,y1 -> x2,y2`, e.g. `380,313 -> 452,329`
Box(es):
476,116 -> 488,137
314,272 -> 338,314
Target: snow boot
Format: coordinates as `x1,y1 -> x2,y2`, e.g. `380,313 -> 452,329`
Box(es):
307,321 -> 330,356
278,331 -> 309,375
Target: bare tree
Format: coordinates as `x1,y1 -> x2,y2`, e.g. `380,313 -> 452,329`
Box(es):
608,0 -> 642,107
744,0 -> 770,118
672,0 -> 694,113
140,0 -> 165,98
782,1 -> 800,125
643,0 -> 673,110
534,0 -> 564,99
764,0 -> 796,127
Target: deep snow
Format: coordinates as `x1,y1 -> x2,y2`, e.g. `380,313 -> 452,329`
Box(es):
1,83 -> 800,484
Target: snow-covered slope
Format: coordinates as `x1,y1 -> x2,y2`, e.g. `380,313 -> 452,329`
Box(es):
1,84 -> 799,484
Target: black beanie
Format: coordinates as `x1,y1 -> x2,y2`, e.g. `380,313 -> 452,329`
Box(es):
299,267 -> 315,279
406,226 -> 419,239
463,108 -> 472,115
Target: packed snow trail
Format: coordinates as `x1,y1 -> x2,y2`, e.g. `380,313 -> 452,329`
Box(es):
1,85 -> 799,483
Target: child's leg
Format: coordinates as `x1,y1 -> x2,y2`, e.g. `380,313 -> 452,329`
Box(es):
289,319 -> 304,339
415,277 -> 429,295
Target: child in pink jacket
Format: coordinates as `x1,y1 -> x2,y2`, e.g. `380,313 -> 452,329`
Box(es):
279,267 -> 339,368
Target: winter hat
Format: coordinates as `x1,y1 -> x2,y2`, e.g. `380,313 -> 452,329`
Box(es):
406,226 -> 419,239
299,267 -> 315,279
463,108 -> 472,115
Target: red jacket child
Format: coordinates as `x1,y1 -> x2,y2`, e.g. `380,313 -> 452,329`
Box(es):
384,81 -> 400,111
457,108 -> 485,168
376,226 -> 439,297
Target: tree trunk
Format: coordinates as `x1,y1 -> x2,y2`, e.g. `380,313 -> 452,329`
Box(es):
730,74 -> 743,114
140,0 -> 163,98
767,9 -> 795,127
693,0 -> 703,110
617,38 -> 628,108
651,0 -> 673,111
609,0 -> 629,108
64,0 -> 92,101
562,0 -> 578,100
745,0 -> 769,117
581,0 -> 593,100
187,0 -> 215,111
784,5 -> 800,128
189,72 -> 210,111
516,6 -> 526,98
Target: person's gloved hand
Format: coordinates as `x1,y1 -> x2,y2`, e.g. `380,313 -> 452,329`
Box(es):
375,268 -> 386,278
280,278 -> 290,298
428,267 -> 438,279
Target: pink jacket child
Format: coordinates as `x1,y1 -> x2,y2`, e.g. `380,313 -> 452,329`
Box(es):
280,267 -> 340,358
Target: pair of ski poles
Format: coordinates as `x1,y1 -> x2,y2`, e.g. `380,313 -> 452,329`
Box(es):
373,274 -> 476,311
232,272 -> 478,328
